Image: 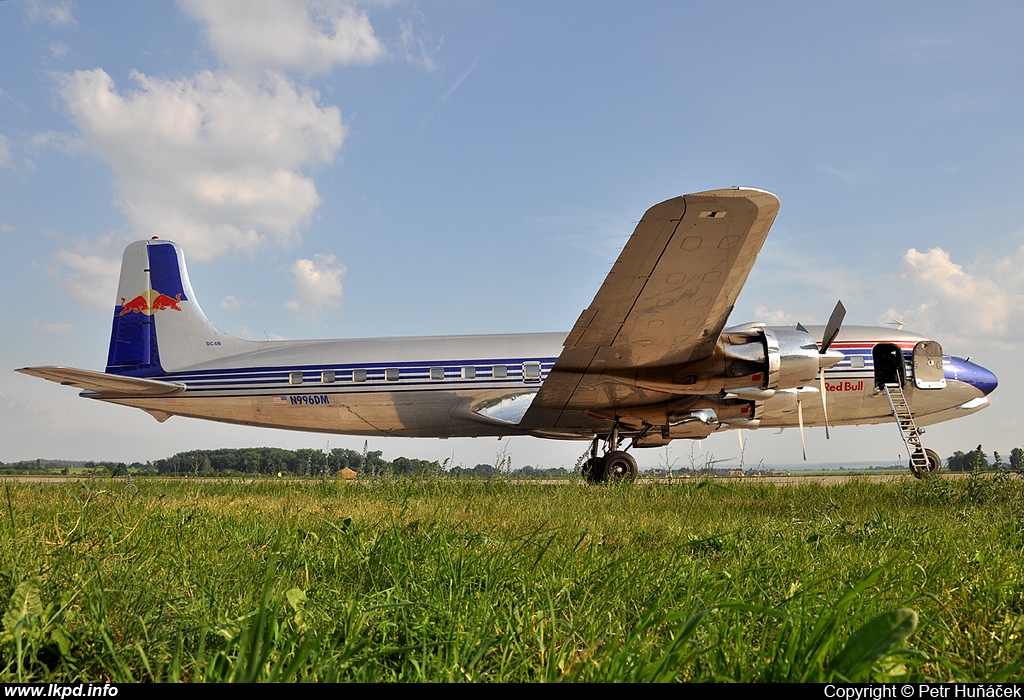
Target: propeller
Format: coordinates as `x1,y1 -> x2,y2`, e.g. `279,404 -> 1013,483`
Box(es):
818,300 -> 846,440
797,398 -> 807,460
795,300 -> 846,460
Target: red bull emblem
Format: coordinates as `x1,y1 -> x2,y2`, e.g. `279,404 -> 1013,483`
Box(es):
119,290 -> 183,316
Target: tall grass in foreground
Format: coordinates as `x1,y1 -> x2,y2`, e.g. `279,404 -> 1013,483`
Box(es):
1,473 -> 1023,681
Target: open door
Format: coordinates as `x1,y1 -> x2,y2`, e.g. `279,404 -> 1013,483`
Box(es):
913,340 -> 946,389
872,343 -> 906,391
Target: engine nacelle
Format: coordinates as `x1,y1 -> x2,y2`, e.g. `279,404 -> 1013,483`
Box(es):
635,325 -> 829,395
762,327 -> 822,391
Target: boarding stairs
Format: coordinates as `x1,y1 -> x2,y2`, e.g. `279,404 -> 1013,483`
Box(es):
882,382 -> 928,476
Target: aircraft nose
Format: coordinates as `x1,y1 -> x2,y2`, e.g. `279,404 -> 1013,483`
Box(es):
947,357 -> 998,396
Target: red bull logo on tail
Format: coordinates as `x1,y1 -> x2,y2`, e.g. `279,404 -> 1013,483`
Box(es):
119,290 -> 183,316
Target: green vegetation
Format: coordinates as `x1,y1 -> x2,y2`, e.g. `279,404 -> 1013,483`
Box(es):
1,474 -> 1023,682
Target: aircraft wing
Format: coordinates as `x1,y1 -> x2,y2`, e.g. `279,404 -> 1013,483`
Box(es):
519,188 -> 780,431
16,366 -> 186,397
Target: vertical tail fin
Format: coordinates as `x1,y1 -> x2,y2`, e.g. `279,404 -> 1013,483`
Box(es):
106,239 -> 254,376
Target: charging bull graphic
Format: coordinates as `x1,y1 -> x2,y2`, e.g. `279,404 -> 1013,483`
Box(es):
119,290 -> 183,316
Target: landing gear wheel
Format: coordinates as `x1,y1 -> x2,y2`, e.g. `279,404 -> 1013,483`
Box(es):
581,457 -> 603,484
909,448 -> 942,479
910,450 -> 923,479
602,451 -> 638,483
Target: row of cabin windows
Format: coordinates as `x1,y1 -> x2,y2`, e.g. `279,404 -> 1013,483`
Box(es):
288,362 -> 542,385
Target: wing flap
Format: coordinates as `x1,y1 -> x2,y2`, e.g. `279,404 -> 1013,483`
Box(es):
17,366 -> 186,397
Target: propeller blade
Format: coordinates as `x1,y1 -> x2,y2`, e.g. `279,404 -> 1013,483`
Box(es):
820,300 -> 846,354
820,370 -> 831,440
817,299 -> 845,441
737,428 -> 744,467
798,397 -> 807,461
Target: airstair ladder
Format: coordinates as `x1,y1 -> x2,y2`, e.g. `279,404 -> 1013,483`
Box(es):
882,382 -> 929,475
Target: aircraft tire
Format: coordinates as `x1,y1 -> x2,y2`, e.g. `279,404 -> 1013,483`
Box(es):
602,451 -> 638,483
923,448 -> 942,475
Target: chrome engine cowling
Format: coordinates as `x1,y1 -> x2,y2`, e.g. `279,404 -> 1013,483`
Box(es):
636,325 -> 828,395
763,327 -> 822,391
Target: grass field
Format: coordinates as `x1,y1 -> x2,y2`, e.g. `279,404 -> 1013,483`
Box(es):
1,473 -> 1023,682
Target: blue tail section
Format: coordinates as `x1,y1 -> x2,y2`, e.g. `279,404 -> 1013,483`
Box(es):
105,239 -> 254,377
106,241 -> 187,377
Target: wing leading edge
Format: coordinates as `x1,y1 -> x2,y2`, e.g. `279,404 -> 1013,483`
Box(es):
519,188 -> 780,433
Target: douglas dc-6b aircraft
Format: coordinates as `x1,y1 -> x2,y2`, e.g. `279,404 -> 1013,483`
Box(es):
19,188 -> 997,482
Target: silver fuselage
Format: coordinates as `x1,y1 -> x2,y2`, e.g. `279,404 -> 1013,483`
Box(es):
95,325 -> 993,441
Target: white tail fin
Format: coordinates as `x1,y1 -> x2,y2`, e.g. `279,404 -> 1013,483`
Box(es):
106,239 -> 255,376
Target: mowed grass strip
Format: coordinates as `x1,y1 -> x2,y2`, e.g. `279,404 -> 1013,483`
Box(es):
1,474 -> 1023,682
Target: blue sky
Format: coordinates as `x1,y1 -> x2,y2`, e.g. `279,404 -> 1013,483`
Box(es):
2,1 -> 1023,470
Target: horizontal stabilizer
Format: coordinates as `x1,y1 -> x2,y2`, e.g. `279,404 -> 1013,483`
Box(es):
16,366 -> 185,397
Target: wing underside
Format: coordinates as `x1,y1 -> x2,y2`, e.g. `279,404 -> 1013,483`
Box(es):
519,188 -> 780,433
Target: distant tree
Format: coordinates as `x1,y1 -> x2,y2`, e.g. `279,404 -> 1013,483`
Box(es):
946,451 -> 970,472
1011,447 -> 1024,470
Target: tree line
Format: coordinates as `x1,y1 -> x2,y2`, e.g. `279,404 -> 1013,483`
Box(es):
944,446 -> 1023,472
0,445 -> 571,479
3,445 -> 1019,477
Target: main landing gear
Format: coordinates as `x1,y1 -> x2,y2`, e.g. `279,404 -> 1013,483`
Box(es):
581,426 -> 639,484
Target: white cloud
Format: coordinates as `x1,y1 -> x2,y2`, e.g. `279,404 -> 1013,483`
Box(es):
26,0 -> 75,27
59,68 -> 345,259
50,231 -> 131,310
0,223 -> 12,233
53,2 -> 388,299
888,246 -> 1024,347
31,319 -> 74,335
50,41 -> 69,59
903,247 -> 1010,334
30,130 -> 82,154
285,253 -> 345,321
220,295 -> 246,310
398,18 -> 443,72
180,0 -> 384,79
0,135 -> 10,168
751,305 -> 796,326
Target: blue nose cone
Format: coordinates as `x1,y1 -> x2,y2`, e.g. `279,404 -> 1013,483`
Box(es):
946,357 -> 998,396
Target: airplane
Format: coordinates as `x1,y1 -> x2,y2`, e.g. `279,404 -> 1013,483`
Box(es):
18,188 -> 998,482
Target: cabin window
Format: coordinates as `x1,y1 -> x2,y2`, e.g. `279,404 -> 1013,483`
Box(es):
385,368 -> 400,382
523,362 -> 542,380
353,368 -> 367,382
493,364 -> 508,379
321,370 -> 335,384
289,371 -> 303,385
850,356 -> 865,369
462,366 -> 476,379
430,367 -> 445,380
